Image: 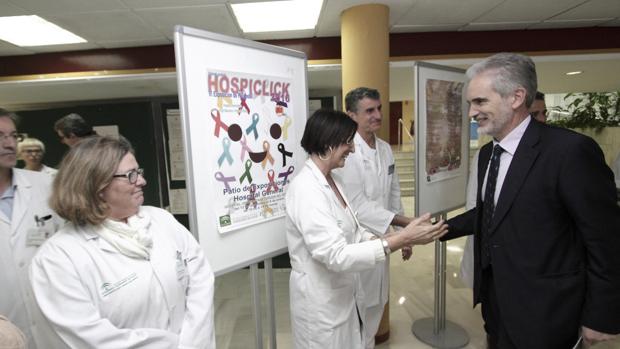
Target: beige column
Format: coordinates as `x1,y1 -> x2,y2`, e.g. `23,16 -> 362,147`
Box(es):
341,4 -> 392,343
341,4 -> 390,142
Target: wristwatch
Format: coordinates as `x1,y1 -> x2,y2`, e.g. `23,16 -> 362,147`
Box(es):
380,238 -> 391,256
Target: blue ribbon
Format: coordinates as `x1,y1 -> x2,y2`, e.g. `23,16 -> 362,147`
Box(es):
246,113 -> 259,140
217,137 -> 233,167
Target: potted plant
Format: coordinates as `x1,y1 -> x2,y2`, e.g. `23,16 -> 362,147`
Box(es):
549,91 -> 620,130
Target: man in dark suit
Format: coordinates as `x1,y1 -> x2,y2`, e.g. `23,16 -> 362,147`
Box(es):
444,53 -> 620,348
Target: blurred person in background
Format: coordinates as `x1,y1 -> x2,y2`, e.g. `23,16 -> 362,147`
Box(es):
18,137 -> 57,176
54,113 -> 96,147
529,91 -> 547,123
0,108 -> 64,349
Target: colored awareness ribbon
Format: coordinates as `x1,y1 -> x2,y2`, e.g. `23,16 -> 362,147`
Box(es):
261,141 -> 275,169
217,96 -> 233,111
211,108 -> 229,137
239,159 -> 253,184
260,197 -> 273,217
217,137 -> 233,167
214,171 -> 236,192
245,184 -> 257,211
278,166 -> 295,186
238,96 -> 250,115
240,135 -> 251,161
282,116 -> 292,140
277,143 -> 293,167
265,169 -> 279,193
246,113 -> 259,140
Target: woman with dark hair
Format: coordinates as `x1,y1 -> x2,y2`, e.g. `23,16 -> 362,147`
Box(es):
285,109 -> 448,348
30,136 -> 215,348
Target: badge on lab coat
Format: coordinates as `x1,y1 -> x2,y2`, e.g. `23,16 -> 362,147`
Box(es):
176,251 -> 187,281
26,214 -> 55,246
388,164 -> 395,175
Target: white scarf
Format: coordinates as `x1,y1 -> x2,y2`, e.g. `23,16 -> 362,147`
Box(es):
98,208 -> 153,259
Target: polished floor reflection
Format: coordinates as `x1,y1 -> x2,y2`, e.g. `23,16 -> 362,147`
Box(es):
213,196 -> 620,348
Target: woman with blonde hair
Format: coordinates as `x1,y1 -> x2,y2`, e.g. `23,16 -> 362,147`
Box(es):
18,137 -> 57,176
30,136 -> 215,349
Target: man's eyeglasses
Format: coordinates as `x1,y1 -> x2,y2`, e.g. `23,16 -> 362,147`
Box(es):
0,133 -> 24,143
112,168 -> 144,184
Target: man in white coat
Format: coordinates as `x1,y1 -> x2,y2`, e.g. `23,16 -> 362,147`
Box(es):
335,87 -> 413,348
0,108 -> 64,349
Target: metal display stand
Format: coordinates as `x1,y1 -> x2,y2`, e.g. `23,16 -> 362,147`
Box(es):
411,213 -> 469,348
250,259 -> 277,349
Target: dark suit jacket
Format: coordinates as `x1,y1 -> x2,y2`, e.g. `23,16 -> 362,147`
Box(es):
444,119 -> 620,348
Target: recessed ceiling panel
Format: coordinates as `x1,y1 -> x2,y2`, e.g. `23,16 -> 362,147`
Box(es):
529,18 -> 613,30
551,0 -> 620,21
136,5 -> 241,39
48,10 -> 165,42
316,0 -> 415,38
396,0 -> 503,26
0,2 -> 29,16
8,0 -> 126,15
0,41 -> 33,56
474,0 -> 584,23
121,0 -> 227,10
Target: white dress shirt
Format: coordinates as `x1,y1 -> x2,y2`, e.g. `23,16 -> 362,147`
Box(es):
482,116 -> 531,205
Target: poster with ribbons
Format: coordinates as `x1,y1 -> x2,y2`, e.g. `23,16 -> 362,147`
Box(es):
208,70 -> 297,233
175,26 -> 308,275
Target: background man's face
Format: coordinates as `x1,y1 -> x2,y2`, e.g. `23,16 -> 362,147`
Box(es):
57,131 -> 80,147
0,117 -> 18,170
348,97 -> 382,135
529,99 -> 547,123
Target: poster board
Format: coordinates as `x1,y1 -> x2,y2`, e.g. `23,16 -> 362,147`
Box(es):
414,62 -> 469,216
174,26 -> 307,275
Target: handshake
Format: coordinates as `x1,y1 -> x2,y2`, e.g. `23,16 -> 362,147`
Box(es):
379,213 -> 449,260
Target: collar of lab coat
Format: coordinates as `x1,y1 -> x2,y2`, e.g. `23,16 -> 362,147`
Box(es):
305,158 -> 366,235
354,132 -> 383,176
81,223 -> 129,255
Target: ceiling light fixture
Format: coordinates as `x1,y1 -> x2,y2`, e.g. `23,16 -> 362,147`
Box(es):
566,71 -> 583,76
231,0 -> 323,33
0,15 -> 86,47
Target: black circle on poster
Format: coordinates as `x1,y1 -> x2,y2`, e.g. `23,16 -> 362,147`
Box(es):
228,124 -> 242,141
270,123 -> 282,139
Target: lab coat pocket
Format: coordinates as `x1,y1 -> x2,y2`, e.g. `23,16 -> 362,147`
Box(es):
313,284 -> 355,329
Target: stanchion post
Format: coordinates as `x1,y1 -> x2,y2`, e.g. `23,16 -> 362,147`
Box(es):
250,263 -> 264,349
411,212 -> 469,348
264,259 -> 277,349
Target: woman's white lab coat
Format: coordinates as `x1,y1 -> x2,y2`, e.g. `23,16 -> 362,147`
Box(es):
30,206 -> 215,349
0,169 -> 64,349
285,159 -> 385,349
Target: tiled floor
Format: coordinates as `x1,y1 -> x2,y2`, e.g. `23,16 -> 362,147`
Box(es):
213,196 -> 620,348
